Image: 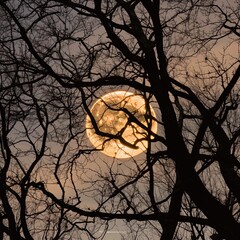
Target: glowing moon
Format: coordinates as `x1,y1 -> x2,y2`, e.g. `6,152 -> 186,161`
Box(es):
86,91 -> 157,159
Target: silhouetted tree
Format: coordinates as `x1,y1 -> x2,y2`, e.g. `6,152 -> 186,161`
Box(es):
0,0 -> 240,239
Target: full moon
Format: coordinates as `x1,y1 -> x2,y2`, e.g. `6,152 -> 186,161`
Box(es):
86,91 -> 158,159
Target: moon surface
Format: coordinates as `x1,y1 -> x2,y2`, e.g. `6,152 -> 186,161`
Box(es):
86,91 -> 158,159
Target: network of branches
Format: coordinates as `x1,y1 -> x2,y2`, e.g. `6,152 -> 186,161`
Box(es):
0,0 -> 240,239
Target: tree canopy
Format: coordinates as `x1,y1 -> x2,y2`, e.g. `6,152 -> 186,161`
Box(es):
0,0 -> 240,239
